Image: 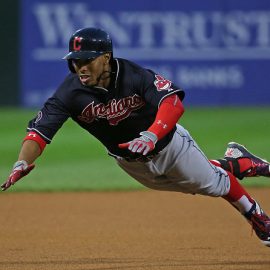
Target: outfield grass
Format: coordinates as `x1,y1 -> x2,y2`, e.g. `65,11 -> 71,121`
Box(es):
0,107 -> 270,192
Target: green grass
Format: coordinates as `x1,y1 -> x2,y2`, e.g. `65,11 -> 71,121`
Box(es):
0,107 -> 270,192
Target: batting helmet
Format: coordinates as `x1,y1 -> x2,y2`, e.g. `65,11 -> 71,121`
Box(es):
63,27 -> 113,73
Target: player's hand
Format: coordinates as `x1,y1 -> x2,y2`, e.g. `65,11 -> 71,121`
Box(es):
1,160 -> 35,191
118,131 -> 158,156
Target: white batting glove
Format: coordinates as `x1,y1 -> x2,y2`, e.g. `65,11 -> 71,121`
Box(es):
1,160 -> 35,191
118,131 -> 158,156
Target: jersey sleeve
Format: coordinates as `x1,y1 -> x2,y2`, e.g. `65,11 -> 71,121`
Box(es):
27,96 -> 70,144
141,70 -> 185,108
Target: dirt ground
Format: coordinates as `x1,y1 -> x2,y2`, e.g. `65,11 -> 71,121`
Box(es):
0,188 -> 270,270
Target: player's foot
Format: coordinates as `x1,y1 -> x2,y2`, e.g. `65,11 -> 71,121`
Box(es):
222,142 -> 270,179
244,201 -> 270,247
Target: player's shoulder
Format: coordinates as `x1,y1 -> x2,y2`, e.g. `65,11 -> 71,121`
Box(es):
116,58 -> 154,86
55,73 -> 83,96
116,58 -> 150,75
49,73 -> 83,106
59,73 -> 81,90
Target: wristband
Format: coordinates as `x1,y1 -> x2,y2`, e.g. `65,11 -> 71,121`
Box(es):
13,160 -> 28,170
139,131 -> 158,144
23,132 -> 47,153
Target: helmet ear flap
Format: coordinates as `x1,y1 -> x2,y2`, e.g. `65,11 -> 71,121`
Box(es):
68,59 -> 76,73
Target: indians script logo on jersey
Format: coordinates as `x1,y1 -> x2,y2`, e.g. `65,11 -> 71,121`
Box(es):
154,74 -> 174,91
78,94 -> 145,125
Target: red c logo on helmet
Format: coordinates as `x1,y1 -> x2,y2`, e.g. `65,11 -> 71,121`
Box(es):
73,37 -> 82,51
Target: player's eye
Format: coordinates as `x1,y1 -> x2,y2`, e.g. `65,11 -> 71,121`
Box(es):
72,59 -> 92,68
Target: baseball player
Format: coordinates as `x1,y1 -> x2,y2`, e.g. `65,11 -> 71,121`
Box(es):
2,27 -> 270,247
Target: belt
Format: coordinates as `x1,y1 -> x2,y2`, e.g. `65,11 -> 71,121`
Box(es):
122,154 -> 158,163
108,152 -> 158,163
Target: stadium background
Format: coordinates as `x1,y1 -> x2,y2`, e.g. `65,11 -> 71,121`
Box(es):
1,2 -> 270,269
1,0 -> 270,191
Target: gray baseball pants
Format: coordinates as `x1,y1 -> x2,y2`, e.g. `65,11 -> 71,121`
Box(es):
115,124 -> 230,197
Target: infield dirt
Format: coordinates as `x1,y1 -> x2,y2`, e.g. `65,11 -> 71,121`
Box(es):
1,188 -> 270,270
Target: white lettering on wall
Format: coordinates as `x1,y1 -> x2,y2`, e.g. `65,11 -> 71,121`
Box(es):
31,3 -> 270,60
145,64 -> 244,89
177,65 -> 244,88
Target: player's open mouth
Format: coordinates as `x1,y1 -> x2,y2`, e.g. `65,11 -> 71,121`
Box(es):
79,74 -> 91,84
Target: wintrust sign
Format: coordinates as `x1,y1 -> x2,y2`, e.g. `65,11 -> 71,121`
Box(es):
32,3 -> 270,61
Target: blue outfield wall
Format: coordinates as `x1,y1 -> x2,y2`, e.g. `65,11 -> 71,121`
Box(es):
21,0 -> 270,107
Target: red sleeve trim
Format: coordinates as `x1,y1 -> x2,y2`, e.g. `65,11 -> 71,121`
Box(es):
148,94 -> 184,140
23,131 -> 47,154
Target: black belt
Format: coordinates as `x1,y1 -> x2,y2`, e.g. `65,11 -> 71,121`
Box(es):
108,152 -> 158,162
122,154 -> 158,163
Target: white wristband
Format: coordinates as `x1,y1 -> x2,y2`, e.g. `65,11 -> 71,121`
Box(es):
139,131 -> 158,144
13,160 -> 28,170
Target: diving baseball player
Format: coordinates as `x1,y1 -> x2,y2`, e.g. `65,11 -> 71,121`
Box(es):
2,27 -> 270,246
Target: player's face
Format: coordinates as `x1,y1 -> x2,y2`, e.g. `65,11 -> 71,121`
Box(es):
72,54 -> 111,87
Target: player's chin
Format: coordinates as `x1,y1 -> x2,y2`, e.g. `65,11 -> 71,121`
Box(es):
85,81 -> 97,87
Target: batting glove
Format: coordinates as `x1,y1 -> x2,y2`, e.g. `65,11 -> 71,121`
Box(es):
1,160 -> 35,191
118,131 -> 158,156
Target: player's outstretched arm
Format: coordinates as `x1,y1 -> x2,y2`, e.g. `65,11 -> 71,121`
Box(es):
1,138 -> 44,191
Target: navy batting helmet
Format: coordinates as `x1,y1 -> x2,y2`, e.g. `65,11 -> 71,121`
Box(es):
63,27 -> 113,73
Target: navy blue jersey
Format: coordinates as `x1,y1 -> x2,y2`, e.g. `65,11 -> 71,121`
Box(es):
27,58 -> 185,158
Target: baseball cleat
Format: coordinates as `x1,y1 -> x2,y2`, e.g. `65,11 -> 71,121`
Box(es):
244,201 -> 270,247
224,142 -> 270,179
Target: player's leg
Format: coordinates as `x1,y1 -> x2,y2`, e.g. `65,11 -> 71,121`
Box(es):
115,125 -> 270,246
163,127 -> 270,246
211,160 -> 270,247
212,142 -> 270,180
